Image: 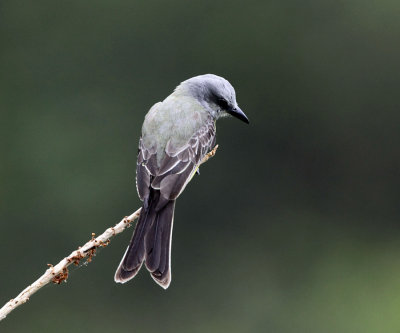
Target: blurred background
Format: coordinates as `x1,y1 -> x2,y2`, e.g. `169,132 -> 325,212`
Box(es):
1,0 -> 400,332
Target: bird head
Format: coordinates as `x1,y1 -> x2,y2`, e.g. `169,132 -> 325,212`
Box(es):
177,74 -> 249,124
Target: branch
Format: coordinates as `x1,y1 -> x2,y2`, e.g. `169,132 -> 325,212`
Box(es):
0,208 -> 141,321
0,145 -> 218,321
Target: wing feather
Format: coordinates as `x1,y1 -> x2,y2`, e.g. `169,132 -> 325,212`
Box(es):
154,116 -> 216,201
136,138 -> 157,201
136,116 -> 216,205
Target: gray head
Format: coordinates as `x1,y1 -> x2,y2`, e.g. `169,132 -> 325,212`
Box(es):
176,74 -> 249,124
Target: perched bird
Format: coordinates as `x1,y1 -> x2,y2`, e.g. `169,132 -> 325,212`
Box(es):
114,74 -> 249,288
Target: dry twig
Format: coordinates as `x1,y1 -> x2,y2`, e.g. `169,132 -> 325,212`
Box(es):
0,145 -> 218,321
0,208 -> 141,321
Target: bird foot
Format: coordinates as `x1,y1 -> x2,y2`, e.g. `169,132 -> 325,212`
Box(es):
200,144 -> 219,165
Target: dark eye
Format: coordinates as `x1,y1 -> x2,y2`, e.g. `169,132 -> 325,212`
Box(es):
217,97 -> 229,110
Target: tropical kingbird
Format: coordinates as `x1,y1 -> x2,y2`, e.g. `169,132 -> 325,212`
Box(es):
115,74 -> 249,288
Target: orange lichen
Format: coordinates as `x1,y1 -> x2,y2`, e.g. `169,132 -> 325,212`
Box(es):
85,248 -> 96,263
99,239 -> 110,247
68,251 -> 85,266
52,267 -> 69,284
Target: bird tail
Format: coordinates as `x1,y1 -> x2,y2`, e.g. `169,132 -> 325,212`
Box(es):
114,191 -> 175,289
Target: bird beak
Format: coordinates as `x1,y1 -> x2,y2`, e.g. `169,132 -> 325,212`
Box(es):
228,105 -> 249,124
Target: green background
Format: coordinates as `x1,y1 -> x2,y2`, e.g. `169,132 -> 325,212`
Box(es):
1,1 -> 400,332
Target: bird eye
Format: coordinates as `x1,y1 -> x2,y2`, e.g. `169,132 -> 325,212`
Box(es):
217,97 -> 229,109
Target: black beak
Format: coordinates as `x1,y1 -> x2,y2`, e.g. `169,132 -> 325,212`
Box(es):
228,106 -> 249,124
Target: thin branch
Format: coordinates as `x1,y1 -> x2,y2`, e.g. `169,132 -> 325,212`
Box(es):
0,145 -> 218,321
0,208 -> 141,321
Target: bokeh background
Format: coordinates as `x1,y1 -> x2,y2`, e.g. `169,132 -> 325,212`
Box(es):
1,0 -> 400,332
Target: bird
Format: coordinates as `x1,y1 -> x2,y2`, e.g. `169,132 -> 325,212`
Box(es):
114,74 -> 249,289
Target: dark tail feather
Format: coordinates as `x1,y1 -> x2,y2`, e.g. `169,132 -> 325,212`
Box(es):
145,200 -> 175,289
114,191 -> 175,288
114,192 -> 159,283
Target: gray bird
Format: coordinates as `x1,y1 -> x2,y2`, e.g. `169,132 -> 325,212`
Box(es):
114,74 -> 249,288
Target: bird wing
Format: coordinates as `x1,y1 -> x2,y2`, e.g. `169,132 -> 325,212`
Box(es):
136,137 -> 158,202
136,116 -> 216,205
